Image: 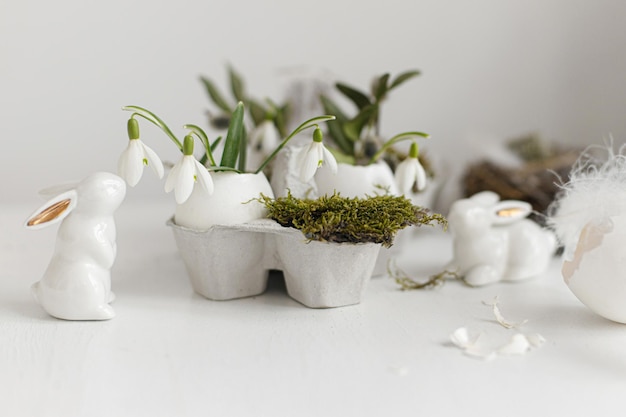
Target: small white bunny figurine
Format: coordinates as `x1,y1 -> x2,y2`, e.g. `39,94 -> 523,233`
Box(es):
447,191 -> 556,286
25,172 -> 126,320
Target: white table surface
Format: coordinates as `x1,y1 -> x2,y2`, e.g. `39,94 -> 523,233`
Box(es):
1,201 -> 625,417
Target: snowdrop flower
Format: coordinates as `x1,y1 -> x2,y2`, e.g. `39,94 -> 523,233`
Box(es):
118,118 -> 164,186
250,120 -> 280,155
297,126 -> 337,182
165,135 -> 214,204
394,142 -> 427,194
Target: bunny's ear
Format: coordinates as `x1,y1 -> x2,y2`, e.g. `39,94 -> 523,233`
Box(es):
470,191 -> 500,207
491,200 -> 532,225
25,189 -> 78,230
38,181 -> 79,199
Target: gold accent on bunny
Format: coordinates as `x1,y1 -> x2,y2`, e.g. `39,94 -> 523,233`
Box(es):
497,208 -> 524,218
27,199 -> 72,226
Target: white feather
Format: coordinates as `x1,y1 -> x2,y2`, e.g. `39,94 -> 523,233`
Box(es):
549,143 -> 626,249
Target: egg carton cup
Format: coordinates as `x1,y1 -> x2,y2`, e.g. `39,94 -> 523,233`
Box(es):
168,219 -> 382,308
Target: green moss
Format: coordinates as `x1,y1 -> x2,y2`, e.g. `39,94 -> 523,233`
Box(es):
259,192 -> 447,248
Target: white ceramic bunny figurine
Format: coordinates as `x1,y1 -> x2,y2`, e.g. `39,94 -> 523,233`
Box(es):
447,191 -> 556,286
25,172 -> 126,320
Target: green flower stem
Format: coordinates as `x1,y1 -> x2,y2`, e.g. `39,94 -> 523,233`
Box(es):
368,131 -> 430,164
254,115 -> 336,174
184,124 -> 216,166
123,105 -> 183,151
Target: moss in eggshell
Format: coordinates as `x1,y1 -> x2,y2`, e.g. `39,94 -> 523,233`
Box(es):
258,192 -> 447,248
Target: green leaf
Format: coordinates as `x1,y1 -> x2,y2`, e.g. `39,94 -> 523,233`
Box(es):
122,105 -> 182,151
238,125 -> 248,172
389,69 -> 421,90
220,102 -> 245,168
228,66 -> 246,103
373,73 -> 390,101
336,82 -> 371,110
290,115 -> 336,136
369,130 -> 430,163
386,131 -> 430,144
248,99 -> 267,127
342,105 -> 378,142
254,114 -> 336,174
210,136 -> 222,153
320,95 -> 353,155
200,76 -> 232,113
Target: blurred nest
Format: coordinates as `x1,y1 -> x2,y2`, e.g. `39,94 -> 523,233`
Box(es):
463,134 -> 580,224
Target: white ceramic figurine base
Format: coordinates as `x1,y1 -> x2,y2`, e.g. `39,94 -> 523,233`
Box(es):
25,172 -> 126,320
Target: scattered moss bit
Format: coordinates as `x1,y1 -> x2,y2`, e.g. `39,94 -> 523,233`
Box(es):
259,192 -> 447,248
389,259 -> 459,290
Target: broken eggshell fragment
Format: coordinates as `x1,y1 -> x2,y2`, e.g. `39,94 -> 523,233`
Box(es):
560,215 -> 626,323
548,146 -> 626,323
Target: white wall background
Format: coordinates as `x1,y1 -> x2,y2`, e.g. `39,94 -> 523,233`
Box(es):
2,0 -> 626,203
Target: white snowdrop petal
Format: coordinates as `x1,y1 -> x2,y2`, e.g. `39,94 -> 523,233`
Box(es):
118,141 -> 144,187
316,142 -> 324,166
174,157 -> 195,204
142,142 -> 164,179
299,144 -> 320,182
322,146 -> 338,174
396,159 -> 418,195
193,159 -> 214,195
498,334 -> 531,355
415,160 -> 427,191
261,121 -> 280,151
164,159 -> 182,193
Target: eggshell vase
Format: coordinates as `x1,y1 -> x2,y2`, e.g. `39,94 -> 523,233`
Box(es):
174,171 -> 274,230
561,215 -> 626,323
169,219 -> 381,308
315,161 -> 399,197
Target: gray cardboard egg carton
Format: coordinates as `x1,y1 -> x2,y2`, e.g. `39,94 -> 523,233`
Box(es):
168,219 -> 381,308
